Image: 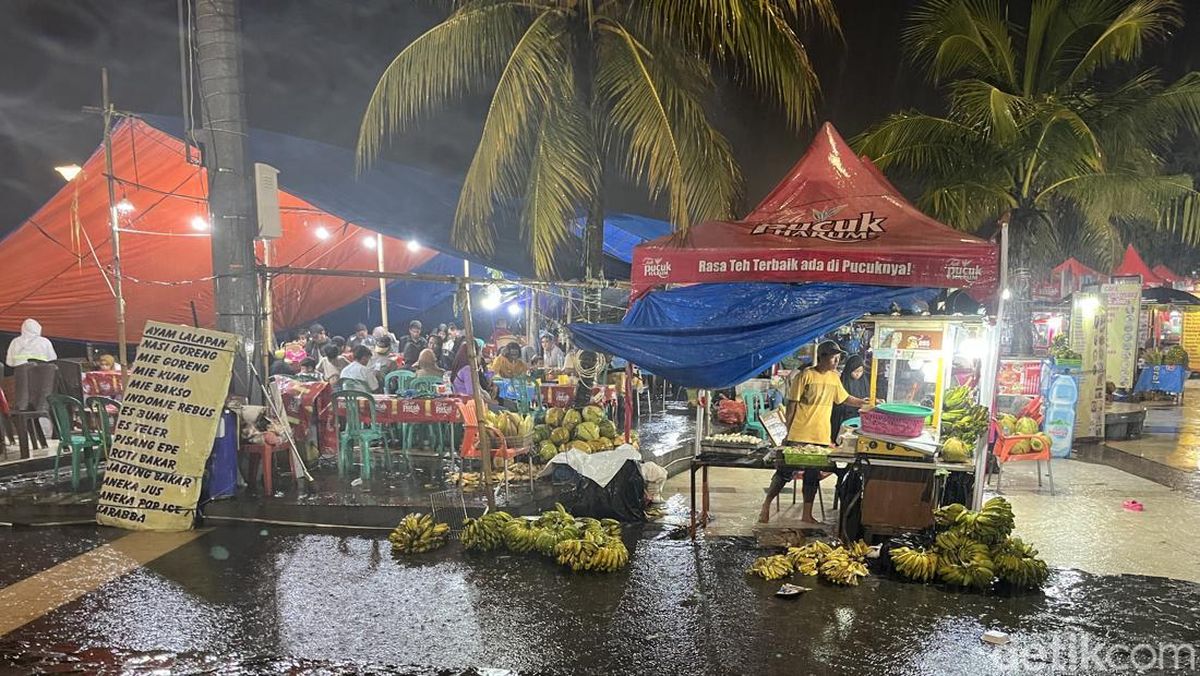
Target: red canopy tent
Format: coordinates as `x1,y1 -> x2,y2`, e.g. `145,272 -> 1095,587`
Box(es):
1112,245 -> 1163,287
631,123 -> 999,298
1046,257 -> 1106,298
0,119 -> 436,343
1152,264 -> 1182,284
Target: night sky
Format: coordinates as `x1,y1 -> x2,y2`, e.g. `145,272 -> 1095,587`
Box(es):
3,0 -> 1200,264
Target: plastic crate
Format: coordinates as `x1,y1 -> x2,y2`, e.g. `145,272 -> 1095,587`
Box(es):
860,408 -> 925,438
780,448 -> 833,468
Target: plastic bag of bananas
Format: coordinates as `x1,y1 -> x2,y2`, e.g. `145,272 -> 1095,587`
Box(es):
389,513 -> 451,554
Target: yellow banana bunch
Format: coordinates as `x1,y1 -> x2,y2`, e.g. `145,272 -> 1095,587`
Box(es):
461,511 -> 513,551
818,547 -> 870,586
890,546 -> 939,582
503,518 -> 539,553
846,540 -> 873,559
586,536 -> 630,573
600,518 -> 622,538
388,513 -> 451,554
934,531 -> 995,589
748,554 -> 794,580
991,537 -> 1049,588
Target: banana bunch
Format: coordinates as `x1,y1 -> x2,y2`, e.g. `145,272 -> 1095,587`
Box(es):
934,531 -> 995,589
461,511 -> 513,551
942,385 -> 973,410
784,541 -> 835,576
940,386 -> 989,445
819,547 -> 870,586
587,535 -> 629,573
991,537 -> 1050,588
554,529 -> 628,573
890,546 -> 939,582
448,472 -> 482,491
748,554 -> 795,580
600,518 -> 621,538
846,540 -> 873,559
533,503 -> 580,556
933,503 -> 967,528
502,518 -> 540,553
388,513 -> 451,554
950,497 -> 1015,544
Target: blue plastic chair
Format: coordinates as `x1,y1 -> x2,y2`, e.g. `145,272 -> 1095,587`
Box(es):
742,391 -> 769,440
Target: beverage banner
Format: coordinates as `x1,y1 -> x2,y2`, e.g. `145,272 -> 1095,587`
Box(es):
1071,294 -> 1107,439
96,321 -> 237,531
1102,277 -> 1141,389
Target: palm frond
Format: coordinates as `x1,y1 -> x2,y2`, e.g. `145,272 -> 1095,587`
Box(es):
904,0 -> 1019,88
451,9 -> 570,258
627,0 -> 830,130
356,2 -> 533,169
948,79 -> 1031,143
595,23 -> 739,233
1042,171 -> 1200,245
922,181 -> 1018,231
522,98 -> 598,277
1066,0 -> 1182,85
853,112 -> 993,176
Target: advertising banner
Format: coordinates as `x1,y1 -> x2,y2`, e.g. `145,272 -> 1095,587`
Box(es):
1181,308 -> 1200,369
96,321 -> 237,531
1102,277 -> 1142,389
1070,294 -> 1107,439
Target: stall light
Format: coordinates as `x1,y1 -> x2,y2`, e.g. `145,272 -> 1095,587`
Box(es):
480,295 -> 501,311
407,240 -> 421,252
507,303 -> 522,317
959,337 -> 987,361
1079,295 -> 1100,314
55,164 -> 82,181
1001,288 -> 1012,300
190,216 -> 210,231
115,198 -> 135,214
1047,316 -> 1063,332
314,226 -> 331,241
921,361 -> 940,382
362,235 -> 377,249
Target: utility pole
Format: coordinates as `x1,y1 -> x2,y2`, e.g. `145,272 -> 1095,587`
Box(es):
194,0 -> 260,395
100,68 -> 128,370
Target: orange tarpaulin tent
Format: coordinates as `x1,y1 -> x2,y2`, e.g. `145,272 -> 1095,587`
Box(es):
0,119 -> 436,343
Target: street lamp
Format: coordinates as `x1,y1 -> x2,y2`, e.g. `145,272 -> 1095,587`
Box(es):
55,164 -> 82,181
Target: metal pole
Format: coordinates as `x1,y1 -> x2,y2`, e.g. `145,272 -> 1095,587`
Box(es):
262,240 -> 274,377
100,68 -> 129,369
459,282 -> 496,509
376,233 -> 389,329
973,218 -> 1010,510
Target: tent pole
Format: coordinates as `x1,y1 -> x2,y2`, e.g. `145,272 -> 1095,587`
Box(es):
261,241 -> 274,384
376,233 -> 389,330
101,68 -> 129,371
459,282 -> 496,510
624,362 -> 634,443
974,217 -> 1010,510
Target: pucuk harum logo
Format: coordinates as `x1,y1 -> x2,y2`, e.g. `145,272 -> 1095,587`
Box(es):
749,205 -> 887,242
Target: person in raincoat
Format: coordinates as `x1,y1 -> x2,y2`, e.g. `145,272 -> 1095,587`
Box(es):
5,318 -> 57,368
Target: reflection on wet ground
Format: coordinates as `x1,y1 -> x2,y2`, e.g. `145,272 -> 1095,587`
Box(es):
1,524 -> 1198,674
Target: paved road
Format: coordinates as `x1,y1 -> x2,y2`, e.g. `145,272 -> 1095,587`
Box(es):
1,524 -> 1198,674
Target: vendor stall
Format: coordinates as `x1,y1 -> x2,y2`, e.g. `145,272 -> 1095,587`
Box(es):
571,123 -> 1003,539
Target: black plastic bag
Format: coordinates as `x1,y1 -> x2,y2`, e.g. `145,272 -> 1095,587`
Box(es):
558,460 -> 647,522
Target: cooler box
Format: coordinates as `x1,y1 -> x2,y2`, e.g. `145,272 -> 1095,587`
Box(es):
203,410 -> 238,501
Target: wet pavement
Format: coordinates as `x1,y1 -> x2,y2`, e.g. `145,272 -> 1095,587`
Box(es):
1,524 -> 1199,674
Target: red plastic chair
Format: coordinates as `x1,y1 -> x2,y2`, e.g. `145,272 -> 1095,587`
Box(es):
457,401 -> 530,494
242,440 -> 289,496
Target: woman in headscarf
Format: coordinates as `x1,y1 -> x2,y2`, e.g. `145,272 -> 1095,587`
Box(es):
830,354 -> 869,444
450,340 -> 496,406
414,348 -> 444,378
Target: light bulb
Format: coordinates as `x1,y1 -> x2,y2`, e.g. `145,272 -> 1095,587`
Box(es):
362,236 -> 377,249
407,240 -> 421,252
116,199 -> 135,214
190,216 -> 210,231
314,226 -> 330,240
507,303 -> 522,317
480,295 -> 500,311
55,164 -> 82,181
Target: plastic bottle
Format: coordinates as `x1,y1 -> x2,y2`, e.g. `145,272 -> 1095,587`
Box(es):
1043,374 -> 1078,459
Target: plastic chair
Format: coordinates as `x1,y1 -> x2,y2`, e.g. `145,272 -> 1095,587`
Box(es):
338,378 -> 371,393
457,401 -> 526,495
332,390 -> 391,481
242,441 -> 290,496
0,387 -> 15,455
508,376 -> 536,415
46,394 -> 102,490
11,361 -> 58,458
384,370 -> 415,395
741,391 -> 768,439
410,375 -> 442,396
85,395 -> 119,459
406,375 -> 449,454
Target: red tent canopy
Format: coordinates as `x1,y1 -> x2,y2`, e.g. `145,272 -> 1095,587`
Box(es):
0,119 -> 436,343
631,123 -> 999,297
1051,257 -> 1103,280
1112,245 -> 1163,286
1152,264 -> 1182,283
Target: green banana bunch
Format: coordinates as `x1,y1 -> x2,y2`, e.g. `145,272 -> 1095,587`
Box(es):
461,511 -> 513,551
748,554 -> 794,580
942,385 -> 972,410
890,546 -> 939,582
934,503 -> 968,528
950,498 -> 1014,544
991,537 -> 1050,588
502,518 -> 540,553
934,531 -> 995,589
388,513 -> 451,554
600,518 -> 622,538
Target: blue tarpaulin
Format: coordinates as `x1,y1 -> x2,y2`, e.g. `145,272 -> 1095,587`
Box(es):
569,282 -> 937,389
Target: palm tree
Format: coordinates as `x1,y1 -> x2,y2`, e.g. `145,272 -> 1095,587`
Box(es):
357,1 -> 840,280
855,0 -> 1200,353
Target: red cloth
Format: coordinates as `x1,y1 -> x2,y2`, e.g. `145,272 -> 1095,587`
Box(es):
277,379 -> 336,457
81,371 -> 124,398
540,384 -> 617,408
631,122 -> 999,298
336,395 -> 466,425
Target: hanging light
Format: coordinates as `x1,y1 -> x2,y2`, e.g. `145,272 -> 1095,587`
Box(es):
54,164 -> 82,181
314,226 -> 330,241
507,303 -> 522,317
116,198 -> 135,214
480,284 -> 502,311
190,216 -> 210,231
362,236 -> 377,249
407,240 -> 421,252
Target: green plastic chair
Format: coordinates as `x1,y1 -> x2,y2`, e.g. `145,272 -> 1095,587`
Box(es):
404,375 -> 450,455
509,376 -> 537,415
338,378 -> 371,393
741,391 -> 768,440
332,390 -> 389,481
85,395 -> 119,460
293,373 -> 322,382
47,394 -> 102,490
384,370 -> 415,395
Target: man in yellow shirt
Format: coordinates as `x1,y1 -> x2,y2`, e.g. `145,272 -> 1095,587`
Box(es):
759,340 -> 868,524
